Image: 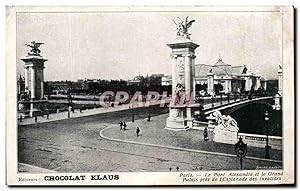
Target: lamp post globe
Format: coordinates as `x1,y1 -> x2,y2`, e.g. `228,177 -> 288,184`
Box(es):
235,137 -> 247,170
264,110 -> 271,159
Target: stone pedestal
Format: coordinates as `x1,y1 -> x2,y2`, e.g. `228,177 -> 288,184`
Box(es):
18,100 -> 48,117
21,55 -> 47,100
165,37 -> 199,130
213,124 -> 239,144
207,111 -> 239,144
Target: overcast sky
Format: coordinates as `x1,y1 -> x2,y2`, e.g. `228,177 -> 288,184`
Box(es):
16,11 -> 282,81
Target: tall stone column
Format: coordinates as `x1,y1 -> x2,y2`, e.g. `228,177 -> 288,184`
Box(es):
228,79 -> 232,93
224,78 -> 232,93
184,54 -> 192,102
255,76 -> 261,90
207,70 -> 214,95
263,80 -> 267,90
191,55 -> 196,101
245,76 -> 253,91
278,66 -> 283,96
171,55 -> 178,95
224,80 -> 229,93
24,67 -> 28,92
40,69 -> 44,98
249,77 -> 253,90
30,67 -> 35,99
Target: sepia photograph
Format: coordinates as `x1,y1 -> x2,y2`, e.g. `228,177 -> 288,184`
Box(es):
6,6 -> 294,185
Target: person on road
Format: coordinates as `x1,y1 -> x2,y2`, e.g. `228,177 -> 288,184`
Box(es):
123,121 -> 127,131
45,108 -> 49,120
136,127 -> 140,137
34,115 -> 37,123
119,121 -> 123,130
203,127 -> 209,141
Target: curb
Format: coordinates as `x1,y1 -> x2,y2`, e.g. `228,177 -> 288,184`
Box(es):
99,125 -> 282,164
19,106 -> 132,126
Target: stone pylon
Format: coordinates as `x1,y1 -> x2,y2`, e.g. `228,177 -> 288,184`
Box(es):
19,42 -> 48,117
165,36 -> 199,130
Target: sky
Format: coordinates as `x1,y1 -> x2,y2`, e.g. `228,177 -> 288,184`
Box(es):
16,11 -> 282,81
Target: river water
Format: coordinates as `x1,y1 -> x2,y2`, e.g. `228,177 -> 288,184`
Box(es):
230,104 -> 282,137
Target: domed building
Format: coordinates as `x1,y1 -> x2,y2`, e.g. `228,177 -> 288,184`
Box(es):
194,55 -> 264,95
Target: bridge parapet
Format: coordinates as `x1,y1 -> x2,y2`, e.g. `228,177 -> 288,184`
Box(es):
238,132 -> 282,150
205,96 -> 274,116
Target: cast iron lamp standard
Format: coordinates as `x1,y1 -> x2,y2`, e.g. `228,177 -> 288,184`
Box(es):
93,92 -> 96,108
265,110 -> 271,159
211,96 -> 214,108
235,137 -> 248,170
67,92 -> 72,118
147,105 -> 151,121
131,103 -> 135,123
227,93 -> 230,103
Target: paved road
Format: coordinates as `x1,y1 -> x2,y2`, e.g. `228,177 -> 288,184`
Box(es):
18,106 -> 281,173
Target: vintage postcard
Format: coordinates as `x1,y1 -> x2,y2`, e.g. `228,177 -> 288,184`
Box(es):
6,6 -> 294,185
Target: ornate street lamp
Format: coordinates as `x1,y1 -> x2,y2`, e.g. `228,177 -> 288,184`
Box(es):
265,110 -> 271,159
67,93 -> 71,118
227,93 -> 230,103
211,96 -> 214,108
94,92 -> 96,108
235,137 -> 247,170
131,103 -> 135,122
220,94 -> 223,105
147,105 -> 151,121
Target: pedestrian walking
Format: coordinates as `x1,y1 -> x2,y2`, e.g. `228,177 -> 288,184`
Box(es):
203,128 -> 209,141
136,127 -> 140,137
34,115 -> 37,123
123,121 -> 127,131
176,166 -> 179,171
119,121 -> 123,130
45,108 -> 49,120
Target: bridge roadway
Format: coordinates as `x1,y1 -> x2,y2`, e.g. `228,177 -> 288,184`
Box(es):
19,95 -> 271,126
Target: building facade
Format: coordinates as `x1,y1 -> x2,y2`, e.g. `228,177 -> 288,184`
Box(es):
162,56 -> 266,95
